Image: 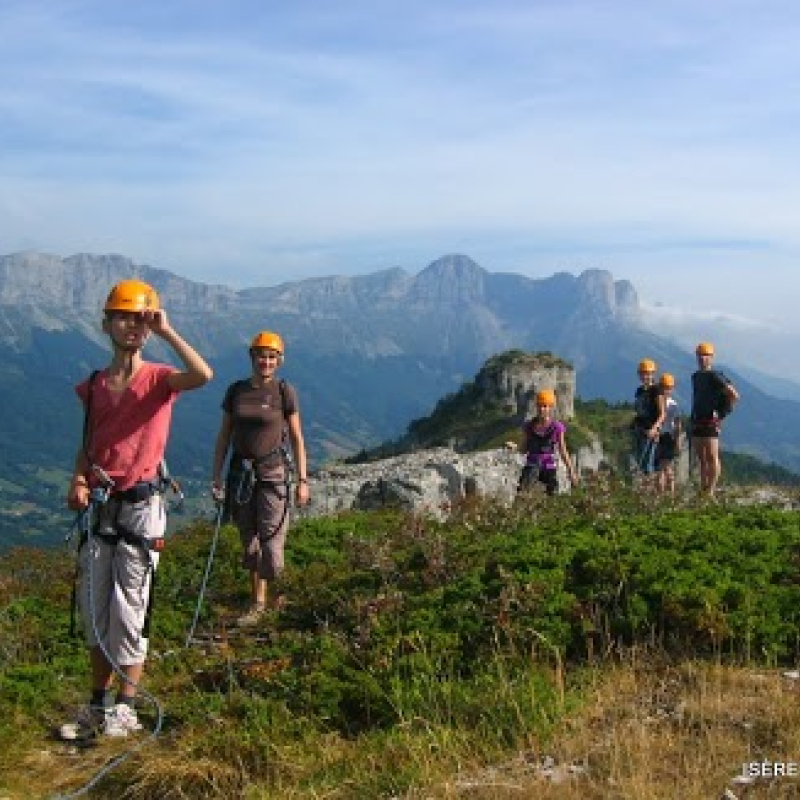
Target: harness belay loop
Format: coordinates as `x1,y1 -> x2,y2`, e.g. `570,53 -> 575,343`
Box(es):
225,446 -> 294,540
69,484 -> 164,640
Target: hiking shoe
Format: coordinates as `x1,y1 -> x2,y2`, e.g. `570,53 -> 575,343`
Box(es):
237,603 -> 267,627
59,705 -> 109,741
103,703 -> 142,738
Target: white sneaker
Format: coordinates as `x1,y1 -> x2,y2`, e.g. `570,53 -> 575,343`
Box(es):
103,703 -> 142,737
237,603 -> 267,627
59,705 -> 109,741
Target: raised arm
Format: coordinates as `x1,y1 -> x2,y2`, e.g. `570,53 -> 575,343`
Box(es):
144,308 -> 213,391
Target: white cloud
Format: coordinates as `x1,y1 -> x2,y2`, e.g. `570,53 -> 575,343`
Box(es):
639,297 -> 800,385
0,0 -> 799,327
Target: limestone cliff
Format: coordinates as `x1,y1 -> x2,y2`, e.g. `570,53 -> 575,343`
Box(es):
477,350 -> 576,420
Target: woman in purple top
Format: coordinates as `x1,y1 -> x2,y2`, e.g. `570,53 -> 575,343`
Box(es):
517,389 -> 578,496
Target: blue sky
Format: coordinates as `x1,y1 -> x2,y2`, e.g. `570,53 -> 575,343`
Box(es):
2,1 -> 799,349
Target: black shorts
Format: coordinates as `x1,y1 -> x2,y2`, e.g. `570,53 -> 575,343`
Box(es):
518,466 -> 558,496
656,433 -> 676,463
691,418 -> 720,439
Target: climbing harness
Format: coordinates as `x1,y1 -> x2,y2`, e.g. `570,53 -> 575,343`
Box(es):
158,458 -> 185,513
68,468 -> 168,640
56,466 -> 165,800
228,449 -> 295,541
185,455 -> 294,647
224,377 -> 296,539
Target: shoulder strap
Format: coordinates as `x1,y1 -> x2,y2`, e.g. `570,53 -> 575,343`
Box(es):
231,378 -> 250,400
82,370 -> 100,459
279,379 -> 288,419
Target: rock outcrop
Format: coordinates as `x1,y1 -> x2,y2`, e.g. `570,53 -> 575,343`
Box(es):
477,351 -> 576,420
298,447 -> 521,520
297,439 -> 609,522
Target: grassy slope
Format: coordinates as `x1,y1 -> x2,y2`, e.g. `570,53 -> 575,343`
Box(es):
2,487 -> 800,798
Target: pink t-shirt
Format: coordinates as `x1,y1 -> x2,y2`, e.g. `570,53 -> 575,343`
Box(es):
76,363 -> 179,491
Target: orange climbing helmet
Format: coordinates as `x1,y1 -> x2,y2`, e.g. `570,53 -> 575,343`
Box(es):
638,358 -> 656,374
696,342 -> 715,356
660,373 -> 676,389
250,331 -> 285,354
536,389 -> 556,407
104,279 -> 159,313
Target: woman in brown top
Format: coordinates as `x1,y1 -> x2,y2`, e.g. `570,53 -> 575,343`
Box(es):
212,331 -> 309,626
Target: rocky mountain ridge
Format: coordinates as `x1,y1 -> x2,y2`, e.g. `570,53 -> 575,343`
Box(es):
0,251 -> 640,359
0,249 -> 799,502
0,250 -> 638,315
0,251 -> 236,312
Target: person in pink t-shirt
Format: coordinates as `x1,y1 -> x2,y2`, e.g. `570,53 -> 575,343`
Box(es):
59,279 -> 212,742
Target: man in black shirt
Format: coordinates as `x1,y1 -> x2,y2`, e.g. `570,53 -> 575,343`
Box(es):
691,342 -> 739,497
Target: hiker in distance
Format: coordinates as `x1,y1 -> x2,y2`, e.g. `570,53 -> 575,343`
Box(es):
691,342 -> 739,497
212,331 -> 309,627
62,279 -> 213,740
517,388 -> 578,496
655,372 -> 682,497
632,359 -> 666,490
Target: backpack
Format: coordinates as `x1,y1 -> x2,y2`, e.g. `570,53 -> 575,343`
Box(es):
715,378 -> 734,419
691,370 -> 733,421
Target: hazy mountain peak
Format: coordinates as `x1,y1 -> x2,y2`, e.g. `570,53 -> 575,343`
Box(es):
412,254 -> 487,305
575,269 -> 640,324
421,253 -> 484,275
0,251 -> 237,312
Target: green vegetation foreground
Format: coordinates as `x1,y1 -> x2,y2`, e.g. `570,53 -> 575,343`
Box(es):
2,485 -> 800,798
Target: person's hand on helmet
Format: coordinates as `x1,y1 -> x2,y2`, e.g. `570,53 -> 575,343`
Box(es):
144,308 -> 172,336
